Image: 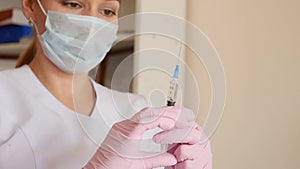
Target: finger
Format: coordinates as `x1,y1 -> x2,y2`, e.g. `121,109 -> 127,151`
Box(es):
141,117 -> 175,131
167,143 -> 180,154
165,167 -> 174,169
142,152 -> 177,169
128,107 -> 181,135
173,107 -> 196,129
175,157 -> 212,169
113,116 -> 176,139
174,144 -> 199,161
166,107 -> 195,126
174,141 -> 212,163
132,106 -> 196,131
133,107 -> 180,122
153,123 -> 201,144
128,106 -> 197,137
174,160 -> 199,169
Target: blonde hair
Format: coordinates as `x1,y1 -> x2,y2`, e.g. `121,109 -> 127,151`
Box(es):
16,37 -> 36,68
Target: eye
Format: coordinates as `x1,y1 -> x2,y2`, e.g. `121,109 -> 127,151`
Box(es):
99,8 -> 117,17
62,1 -> 83,9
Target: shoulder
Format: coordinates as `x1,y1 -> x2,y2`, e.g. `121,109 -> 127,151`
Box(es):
0,65 -> 30,86
0,66 -> 33,129
0,67 -> 16,81
0,67 -> 27,137
0,66 -> 31,101
0,65 -> 27,76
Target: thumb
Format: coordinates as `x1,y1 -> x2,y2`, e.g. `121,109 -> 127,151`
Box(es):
142,152 -> 177,169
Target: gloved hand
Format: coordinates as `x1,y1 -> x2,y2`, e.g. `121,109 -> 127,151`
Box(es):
153,107 -> 212,169
83,106 -> 196,169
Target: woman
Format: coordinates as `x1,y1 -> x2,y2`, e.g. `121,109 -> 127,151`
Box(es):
0,0 -> 212,168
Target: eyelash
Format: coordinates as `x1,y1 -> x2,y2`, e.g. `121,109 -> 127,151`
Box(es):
99,8 -> 117,17
62,1 -> 83,9
62,1 -> 117,17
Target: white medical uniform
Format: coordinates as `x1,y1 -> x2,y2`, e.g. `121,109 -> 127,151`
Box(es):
0,65 -> 160,169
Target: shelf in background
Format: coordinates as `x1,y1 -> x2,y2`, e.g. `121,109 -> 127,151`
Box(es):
0,37 -> 33,58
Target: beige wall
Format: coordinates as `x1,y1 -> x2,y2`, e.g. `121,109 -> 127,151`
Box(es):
186,0 -> 300,169
133,0 -> 186,106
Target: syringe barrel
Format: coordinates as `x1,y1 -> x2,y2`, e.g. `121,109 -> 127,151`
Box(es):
167,78 -> 178,106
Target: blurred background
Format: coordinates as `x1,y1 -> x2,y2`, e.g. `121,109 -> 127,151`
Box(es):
0,0 -> 299,169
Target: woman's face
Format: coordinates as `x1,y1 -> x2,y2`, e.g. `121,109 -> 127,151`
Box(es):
23,0 -> 120,34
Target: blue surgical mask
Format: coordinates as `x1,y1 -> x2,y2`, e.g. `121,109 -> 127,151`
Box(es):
35,1 -> 118,74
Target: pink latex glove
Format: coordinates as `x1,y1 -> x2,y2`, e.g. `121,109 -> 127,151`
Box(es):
83,106 -> 196,169
153,107 -> 212,169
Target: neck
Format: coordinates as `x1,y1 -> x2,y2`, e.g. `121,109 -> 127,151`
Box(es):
29,49 -> 96,116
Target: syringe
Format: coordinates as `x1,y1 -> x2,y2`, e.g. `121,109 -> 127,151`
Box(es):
161,44 -> 182,152
166,65 -> 179,106
161,65 -> 180,152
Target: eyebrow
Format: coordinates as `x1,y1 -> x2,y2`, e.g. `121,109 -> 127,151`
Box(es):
106,0 -> 120,3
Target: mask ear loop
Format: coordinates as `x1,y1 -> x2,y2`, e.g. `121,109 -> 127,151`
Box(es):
36,0 -> 47,16
34,0 -> 48,35
29,17 -> 41,35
